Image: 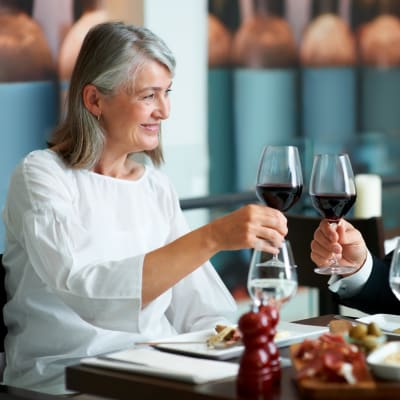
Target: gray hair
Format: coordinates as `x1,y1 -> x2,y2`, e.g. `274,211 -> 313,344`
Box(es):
50,21 -> 176,168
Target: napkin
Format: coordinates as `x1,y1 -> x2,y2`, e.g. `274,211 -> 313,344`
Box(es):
81,348 -> 239,384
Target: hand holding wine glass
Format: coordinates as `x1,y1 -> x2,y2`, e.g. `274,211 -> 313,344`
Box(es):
255,145 -> 303,266
309,153 -> 357,275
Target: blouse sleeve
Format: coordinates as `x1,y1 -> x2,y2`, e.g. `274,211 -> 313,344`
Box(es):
4,153 -> 143,332
165,262 -> 238,333
161,184 -> 237,332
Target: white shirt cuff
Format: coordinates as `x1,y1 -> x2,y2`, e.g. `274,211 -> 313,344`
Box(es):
328,252 -> 373,298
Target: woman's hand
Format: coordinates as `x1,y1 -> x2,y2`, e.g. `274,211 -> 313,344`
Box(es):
142,204 -> 287,305
310,219 -> 368,274
208,204 -> 288,254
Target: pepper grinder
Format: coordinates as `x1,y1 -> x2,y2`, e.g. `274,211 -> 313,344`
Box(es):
236,304 -> 273,399
260,302 -> 281,383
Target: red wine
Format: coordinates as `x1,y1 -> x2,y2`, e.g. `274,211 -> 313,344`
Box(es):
310,193 -> 356,221
256,184 -> 303,211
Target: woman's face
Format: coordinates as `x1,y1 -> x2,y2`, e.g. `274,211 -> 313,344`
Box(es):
99,59 -> 172,155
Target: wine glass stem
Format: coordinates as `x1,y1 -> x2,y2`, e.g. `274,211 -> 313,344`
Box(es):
328,221 -> 338,267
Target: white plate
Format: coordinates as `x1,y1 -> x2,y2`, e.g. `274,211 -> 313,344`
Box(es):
357,314 -> 400,335
367,341 -> 400,381
151,321 -> 328,360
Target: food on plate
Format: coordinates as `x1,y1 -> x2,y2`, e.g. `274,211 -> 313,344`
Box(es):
207,325 -> 241,349
291,333 -> 372,384
384,351 -> 400,366
329,319 -> 385,353
328,319 -> 353,335
348,322 -> 385,353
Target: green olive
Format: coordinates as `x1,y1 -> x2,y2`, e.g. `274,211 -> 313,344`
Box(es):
362,335 -> 379,350
367,322 -> 382,337
349,324 -> 368,340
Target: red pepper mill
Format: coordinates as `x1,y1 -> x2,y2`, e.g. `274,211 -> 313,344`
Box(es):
236,303 -> 274,399
260,302 -> 281,383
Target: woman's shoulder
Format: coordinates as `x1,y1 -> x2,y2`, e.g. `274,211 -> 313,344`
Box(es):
12,149 -> 73,189
22,149 -> 68,173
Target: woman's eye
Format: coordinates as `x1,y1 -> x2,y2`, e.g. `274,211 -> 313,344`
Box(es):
143,93 -> 155,100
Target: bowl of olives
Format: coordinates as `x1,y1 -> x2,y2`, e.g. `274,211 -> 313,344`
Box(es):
347,322 -> 387,353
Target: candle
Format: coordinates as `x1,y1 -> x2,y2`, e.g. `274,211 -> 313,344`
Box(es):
354,174 -> 382,218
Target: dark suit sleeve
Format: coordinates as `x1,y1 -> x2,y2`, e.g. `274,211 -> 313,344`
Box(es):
333,251 -> 400,314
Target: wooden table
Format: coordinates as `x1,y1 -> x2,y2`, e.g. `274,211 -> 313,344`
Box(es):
66,315 -> 335,400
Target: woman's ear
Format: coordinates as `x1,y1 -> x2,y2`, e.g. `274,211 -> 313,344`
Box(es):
82,84 -> 101,118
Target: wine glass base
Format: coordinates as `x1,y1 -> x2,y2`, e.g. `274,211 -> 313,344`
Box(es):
314,265 -> 358,275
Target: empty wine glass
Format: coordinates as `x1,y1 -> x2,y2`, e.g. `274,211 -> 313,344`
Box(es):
247,241 -> 298,308
389,238 -> 400,301
255,145 -> 303,266
309,153 -> 357,275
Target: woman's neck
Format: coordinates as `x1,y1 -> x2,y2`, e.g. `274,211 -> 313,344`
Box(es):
93,155 -> 144,180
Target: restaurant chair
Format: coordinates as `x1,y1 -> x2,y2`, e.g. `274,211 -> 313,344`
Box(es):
286,215 -> 385,315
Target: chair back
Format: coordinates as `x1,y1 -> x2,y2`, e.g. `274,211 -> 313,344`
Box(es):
287,215 -> 385,315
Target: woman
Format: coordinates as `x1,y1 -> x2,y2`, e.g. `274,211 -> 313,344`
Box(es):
2,22 -> 287,394
311,219 -> 399,314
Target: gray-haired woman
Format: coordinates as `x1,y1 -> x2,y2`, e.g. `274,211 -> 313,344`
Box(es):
2,21 -> 287,394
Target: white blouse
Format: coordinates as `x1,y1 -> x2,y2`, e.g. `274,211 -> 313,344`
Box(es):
2,149 -> 236,394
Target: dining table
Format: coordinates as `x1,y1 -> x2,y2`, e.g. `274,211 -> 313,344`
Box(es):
65,314 -> 400,400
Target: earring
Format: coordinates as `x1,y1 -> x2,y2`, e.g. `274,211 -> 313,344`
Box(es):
97,113 -> 101,121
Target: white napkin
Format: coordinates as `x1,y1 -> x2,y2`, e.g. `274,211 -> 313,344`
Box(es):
82,348 -> 239,384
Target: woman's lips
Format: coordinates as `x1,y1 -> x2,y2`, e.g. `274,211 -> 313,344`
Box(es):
141,124 -> 159,132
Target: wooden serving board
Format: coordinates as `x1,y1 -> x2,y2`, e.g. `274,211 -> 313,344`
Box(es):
290,343 -> 400,400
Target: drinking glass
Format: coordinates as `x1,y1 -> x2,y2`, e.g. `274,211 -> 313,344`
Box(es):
389,238 -> 400,301
309,153 -> 357,275
255,145 -> 303,265
247,241 -> 298,308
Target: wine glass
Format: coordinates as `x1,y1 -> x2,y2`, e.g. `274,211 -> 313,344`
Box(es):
247,241 -> 298,308
255,145 -> 303,265
389,238 -> 400,301
309,153 -> 357,275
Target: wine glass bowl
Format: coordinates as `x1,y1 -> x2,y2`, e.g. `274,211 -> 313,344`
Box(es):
247,241 -> 298,308
309,153 -> 357,275
255,145 -> 303,212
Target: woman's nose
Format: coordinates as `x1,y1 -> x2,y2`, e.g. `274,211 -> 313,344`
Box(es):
154,96 -> 170,119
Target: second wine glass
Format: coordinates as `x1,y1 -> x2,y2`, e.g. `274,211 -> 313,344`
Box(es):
309,153 -> 357,275
247,241 -> 298,308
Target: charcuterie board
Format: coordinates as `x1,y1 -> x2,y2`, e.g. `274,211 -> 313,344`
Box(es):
290,342 -> 400,399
